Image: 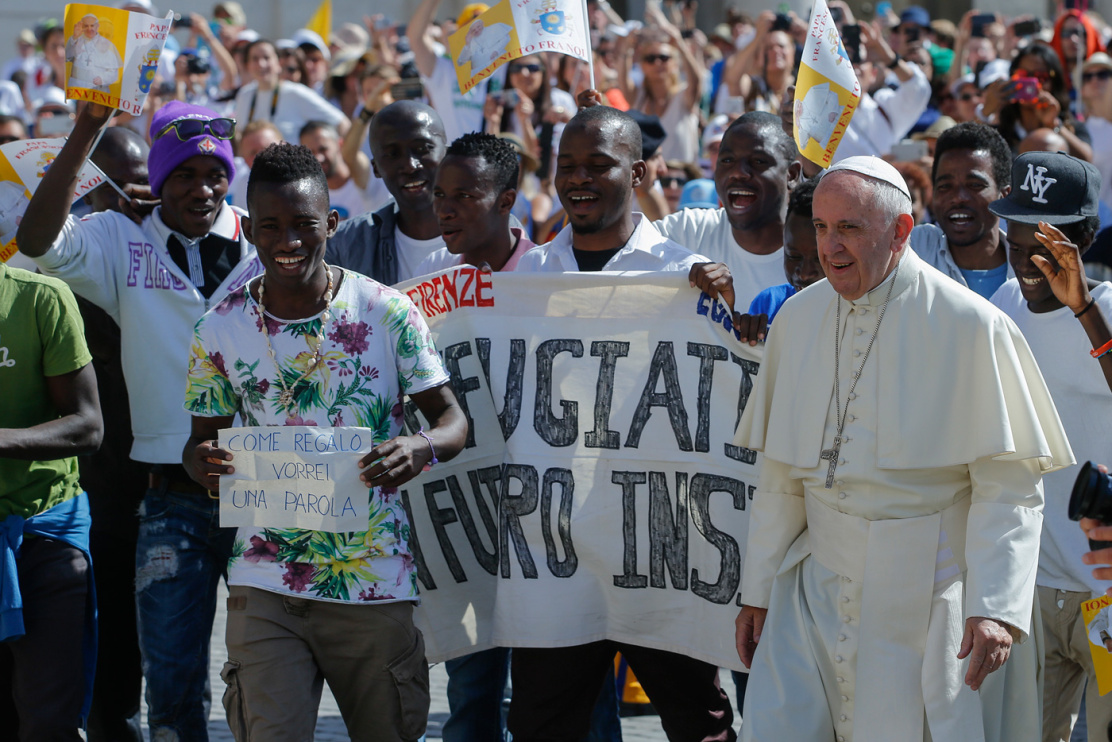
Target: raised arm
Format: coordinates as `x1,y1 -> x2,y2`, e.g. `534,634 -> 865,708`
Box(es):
191,13 -> 239,93
646,3 -> 702,110
16,103 -> 113,258
410,0 -> 444,80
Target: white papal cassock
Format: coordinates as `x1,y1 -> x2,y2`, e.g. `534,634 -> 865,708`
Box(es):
735,248 -> 1074,742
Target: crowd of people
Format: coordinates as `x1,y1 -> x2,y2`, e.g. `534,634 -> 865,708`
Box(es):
7,0 -> 1112,741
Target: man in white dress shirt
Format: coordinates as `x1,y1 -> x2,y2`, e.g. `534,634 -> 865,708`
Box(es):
734,156 -> 1072,742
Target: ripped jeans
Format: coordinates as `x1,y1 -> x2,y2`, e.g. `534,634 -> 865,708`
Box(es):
135,485 -> 236,741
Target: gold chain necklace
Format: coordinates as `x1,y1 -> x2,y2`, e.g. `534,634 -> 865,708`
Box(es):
254,263 -> 334,413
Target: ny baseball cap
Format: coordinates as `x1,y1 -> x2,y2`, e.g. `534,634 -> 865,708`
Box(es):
989,151 -> 1100,226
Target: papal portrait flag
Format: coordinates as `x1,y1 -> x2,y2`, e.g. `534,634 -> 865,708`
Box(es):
449,0 -> 592,94
793,0 -> 861,167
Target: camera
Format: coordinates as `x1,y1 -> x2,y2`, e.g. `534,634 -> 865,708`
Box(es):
772,13 -> 792,32
1069,461 -> 1112,550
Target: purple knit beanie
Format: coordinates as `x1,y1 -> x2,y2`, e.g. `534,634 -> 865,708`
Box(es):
148,101 -> 236,197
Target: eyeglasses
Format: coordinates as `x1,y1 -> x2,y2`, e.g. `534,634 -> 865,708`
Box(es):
1083,69 -> 1112,83
642,53 -> 672,64
958,92 -> 978,101
1015,69 -> 1052,84
509,63 -> 543,74
155,117 -> 236,141
660,176 -> 688,189
1061,26 -> 1082,39
284,66 -> 300,74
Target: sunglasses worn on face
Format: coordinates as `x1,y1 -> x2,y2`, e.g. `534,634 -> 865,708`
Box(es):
510,63 -> 543,74
1084,69 -> 1112,83
284,66 -> 300,74
643,53 -> 673,64
660,176 -> 688,189
155,117 -> 236,141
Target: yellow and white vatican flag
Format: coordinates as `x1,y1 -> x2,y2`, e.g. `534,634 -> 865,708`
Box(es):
0,139 -> 107,263
449,0 -> 592,94
64,3 -> 173,114
793,0 -> 861,167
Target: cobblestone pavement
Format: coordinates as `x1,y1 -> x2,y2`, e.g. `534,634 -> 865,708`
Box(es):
136,583 -> 1088,742
132,583 -> 721,741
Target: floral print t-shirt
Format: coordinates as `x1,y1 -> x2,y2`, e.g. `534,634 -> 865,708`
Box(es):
184,269 -> 450,604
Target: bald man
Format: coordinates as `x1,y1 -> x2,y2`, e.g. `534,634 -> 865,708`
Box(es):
325,100 -> 447,283
78,124 -> 150,742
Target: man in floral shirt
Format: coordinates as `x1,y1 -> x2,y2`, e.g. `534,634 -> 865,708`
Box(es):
182,143 -> 467,740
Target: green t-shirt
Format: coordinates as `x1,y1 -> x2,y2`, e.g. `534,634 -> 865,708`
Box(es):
0,262 -> 92,518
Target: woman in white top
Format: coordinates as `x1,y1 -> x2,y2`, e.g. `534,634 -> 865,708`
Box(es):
618,7 -> 702,163
232,39 -> 350,144
484,52 -> 575,179
717,13 -> 796,115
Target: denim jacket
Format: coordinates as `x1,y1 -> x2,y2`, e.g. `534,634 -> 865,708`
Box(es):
325,204 -> 400,285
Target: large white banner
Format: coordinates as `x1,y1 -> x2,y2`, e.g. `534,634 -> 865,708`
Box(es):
397,269 -> 762,672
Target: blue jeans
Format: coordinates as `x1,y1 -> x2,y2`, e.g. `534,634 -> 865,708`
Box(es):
135,485 -> 236,741
444,647 -> 511,742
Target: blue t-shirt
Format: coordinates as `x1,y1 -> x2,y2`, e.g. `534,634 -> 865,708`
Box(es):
959,262 -> 1009,300
748,283 -> 797,324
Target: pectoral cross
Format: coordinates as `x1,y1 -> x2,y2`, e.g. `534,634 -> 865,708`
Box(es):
820,435 -> 842,489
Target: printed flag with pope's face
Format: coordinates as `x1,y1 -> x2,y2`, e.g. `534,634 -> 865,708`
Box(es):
64,3 -> 173,115
450,0 -> 592,94
0,139 -> 106,263
793,0 -> 861,167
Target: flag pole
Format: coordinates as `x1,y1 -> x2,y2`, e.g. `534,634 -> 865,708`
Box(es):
82,111 -> 130,202
581,0 -> 596,90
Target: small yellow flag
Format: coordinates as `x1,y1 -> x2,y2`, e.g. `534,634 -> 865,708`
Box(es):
305,0 -> 331,46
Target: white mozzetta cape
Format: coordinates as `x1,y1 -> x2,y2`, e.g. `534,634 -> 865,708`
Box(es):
734,248 -> 1073,742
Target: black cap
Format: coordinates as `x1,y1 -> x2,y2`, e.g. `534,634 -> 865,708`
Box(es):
989,151 -> 1100,226
625,109 -> 666,160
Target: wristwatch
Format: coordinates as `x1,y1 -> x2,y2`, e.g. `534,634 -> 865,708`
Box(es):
359,107 -> 375,124
886,54 -> 902,69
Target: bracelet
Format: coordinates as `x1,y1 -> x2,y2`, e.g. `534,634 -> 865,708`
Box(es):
1090,337 -> 1112,359
417,427 -> 438,470
887,54 -> 902,69
1076,298 -> 1095,318
359,107 -> 374,123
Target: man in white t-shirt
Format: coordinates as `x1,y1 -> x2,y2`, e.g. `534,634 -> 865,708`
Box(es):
987,150 -> 1112,742
410,0 -> 502,144
300,119 -> 369,222
326,101 -> 446,284
655,111 -> 801,311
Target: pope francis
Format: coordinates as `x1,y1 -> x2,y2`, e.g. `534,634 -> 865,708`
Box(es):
734,156 -> 1073,742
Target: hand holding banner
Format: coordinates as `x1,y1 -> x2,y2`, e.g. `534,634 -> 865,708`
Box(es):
64,3 -> 172,114
0,139 -> 106,263
793,0 -> 861,167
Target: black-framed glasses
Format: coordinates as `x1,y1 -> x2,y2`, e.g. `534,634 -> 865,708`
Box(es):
1083,69 -> 1112,83
155,117 -> 236,141
660,176 -> 688,189
509,63 -> 543,74
643,53 -> 672,64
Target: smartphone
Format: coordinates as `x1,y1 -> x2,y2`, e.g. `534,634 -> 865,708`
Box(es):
1011,77 -> 1041,103
970,13 -> 995,38
1013,19 -> 1042,37
390,79 -> 424,100
890,139 -> 928,161
772,12 -> 792,31
500,88 -> 520,108
842,23 -> 861,60
830,5 -> 844,24
175,14 -> 194,29
1065,0 -> 1088,12
374,16 -> 392,30
904,25 -> 920,42
36,114 -> 74,138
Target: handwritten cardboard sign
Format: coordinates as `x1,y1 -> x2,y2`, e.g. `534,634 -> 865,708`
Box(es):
218,426 -> 377,533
